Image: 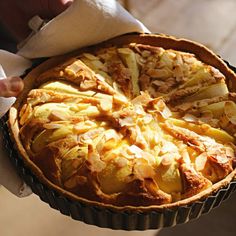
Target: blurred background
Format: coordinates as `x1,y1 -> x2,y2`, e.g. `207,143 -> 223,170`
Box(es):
126,0 -> 236,65
1,0 -> 236,235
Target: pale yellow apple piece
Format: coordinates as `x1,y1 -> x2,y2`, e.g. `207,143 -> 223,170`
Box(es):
155,162 -> 182,194
118,48 -> 140,96
98,163 -> 132,194
182,67 -> 212,88
185,82 -> 228,102
199,101 -> 226,118
40,81 -> 96,96
169,118 -> 234,143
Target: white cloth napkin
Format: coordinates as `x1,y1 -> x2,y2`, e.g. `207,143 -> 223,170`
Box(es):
18,0 -> 149,58
0,0 -> 149,197
0,53 -> 32,197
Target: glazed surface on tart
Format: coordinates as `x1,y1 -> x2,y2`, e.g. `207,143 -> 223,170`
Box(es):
11,35 -> 236,207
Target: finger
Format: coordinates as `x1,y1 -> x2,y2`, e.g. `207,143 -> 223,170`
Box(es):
0,77 -> 24,97
0,0 -> 74,41
48,0 -> 74,18
26,0 -> 74,19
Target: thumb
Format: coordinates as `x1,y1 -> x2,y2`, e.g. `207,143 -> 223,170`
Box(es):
0,77 -> 24,98
49,0 -> 74,17
26,0 -> 74,19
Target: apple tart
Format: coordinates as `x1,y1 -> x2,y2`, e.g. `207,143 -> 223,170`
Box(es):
9,34 -> 236,208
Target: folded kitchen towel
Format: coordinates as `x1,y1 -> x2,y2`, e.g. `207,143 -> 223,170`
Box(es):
0,53 -> 32,197
0,0 -> 149,197
18,0 -> 149,58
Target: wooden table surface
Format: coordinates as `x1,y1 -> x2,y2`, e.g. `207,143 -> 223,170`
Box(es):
1,1 -> 236,236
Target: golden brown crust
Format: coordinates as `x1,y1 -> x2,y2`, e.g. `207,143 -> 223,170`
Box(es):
8,33 -> 236,211
179,163 -> 212,198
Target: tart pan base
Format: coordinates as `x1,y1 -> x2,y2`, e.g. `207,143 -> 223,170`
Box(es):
1,113 -> 236,230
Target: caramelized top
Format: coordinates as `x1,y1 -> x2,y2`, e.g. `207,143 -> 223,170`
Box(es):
18,43 -> 236,206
